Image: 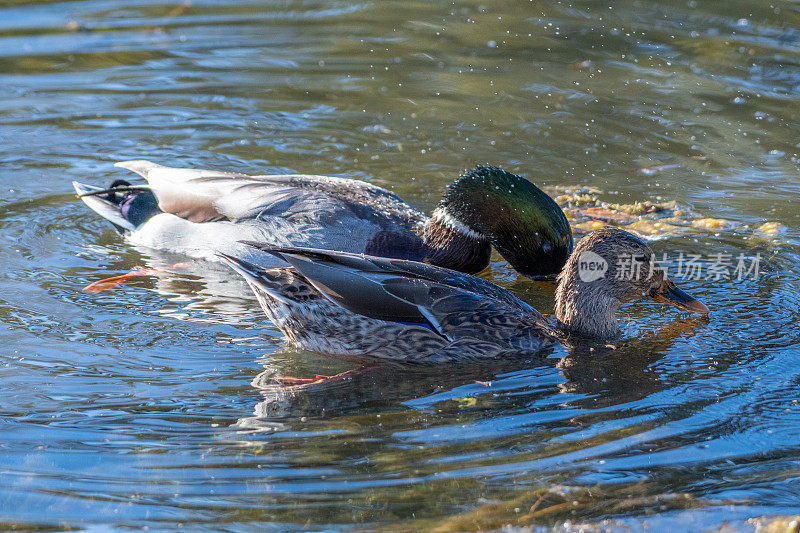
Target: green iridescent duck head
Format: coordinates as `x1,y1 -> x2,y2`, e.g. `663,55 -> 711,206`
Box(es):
433,165 -> 573,277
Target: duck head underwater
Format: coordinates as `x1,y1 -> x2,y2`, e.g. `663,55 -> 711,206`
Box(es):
424,165 -> 572,276
74,162 -> 572,280
219,227 -> 708,367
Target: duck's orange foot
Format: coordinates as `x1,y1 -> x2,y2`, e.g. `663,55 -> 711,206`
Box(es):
272,365 -> 378,390
82,262 -> 193,293
272,375 -> 329,387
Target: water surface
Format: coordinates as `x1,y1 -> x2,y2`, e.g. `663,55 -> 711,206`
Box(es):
2,0 -> 800,530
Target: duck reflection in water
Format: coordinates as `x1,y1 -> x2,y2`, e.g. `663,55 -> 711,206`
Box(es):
237,313 -> 709,430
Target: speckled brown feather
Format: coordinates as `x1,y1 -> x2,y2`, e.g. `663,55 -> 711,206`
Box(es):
220,250 -> 556,363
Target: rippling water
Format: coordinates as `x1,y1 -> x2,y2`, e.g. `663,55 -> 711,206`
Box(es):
2,0 -> 800,530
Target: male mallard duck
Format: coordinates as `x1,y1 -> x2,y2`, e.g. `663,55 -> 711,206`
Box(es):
219,227 -> 708,364
73,161 -> 571,277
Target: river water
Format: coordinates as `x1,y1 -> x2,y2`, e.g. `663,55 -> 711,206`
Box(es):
2,0 -> 800,530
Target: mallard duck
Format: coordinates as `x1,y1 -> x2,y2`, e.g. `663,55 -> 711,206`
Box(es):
73,161 -> 571,277
218,227 -> 708,364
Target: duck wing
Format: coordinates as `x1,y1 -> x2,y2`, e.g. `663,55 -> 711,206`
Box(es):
380,278 -> 554,351
115,160 -> 249,223
115,160 -> 425,230
243,242 -> 534,311
245,244 -> 553,348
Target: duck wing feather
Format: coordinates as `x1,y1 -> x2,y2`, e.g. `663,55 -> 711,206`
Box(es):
115,160 -> 426,230
243,244 -> 553,348
242,243 -> 535,311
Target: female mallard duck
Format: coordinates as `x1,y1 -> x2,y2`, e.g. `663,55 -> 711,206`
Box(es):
219,227 -> 708,364
73,161 -> 571,277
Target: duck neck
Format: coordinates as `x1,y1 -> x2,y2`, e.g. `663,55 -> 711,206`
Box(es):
554,274 -> 622,339
421,207 -> 491,274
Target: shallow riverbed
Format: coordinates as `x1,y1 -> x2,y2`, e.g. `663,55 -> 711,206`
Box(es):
2,0 -> 800,530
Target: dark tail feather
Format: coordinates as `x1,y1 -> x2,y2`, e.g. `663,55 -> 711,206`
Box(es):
73,180 -> 161,232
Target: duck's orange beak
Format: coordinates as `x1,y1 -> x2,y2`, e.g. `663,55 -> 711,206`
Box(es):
650,279 -> 709,315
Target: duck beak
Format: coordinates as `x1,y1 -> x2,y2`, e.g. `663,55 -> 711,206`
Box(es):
650,279 -> 709,315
